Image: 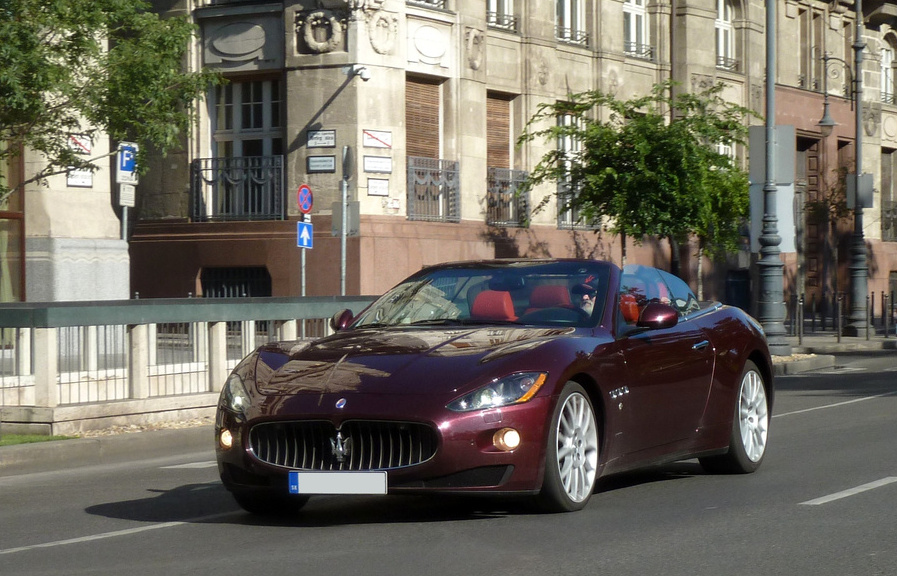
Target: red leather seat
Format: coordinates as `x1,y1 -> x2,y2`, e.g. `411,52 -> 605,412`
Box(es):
525,285 -> 573,314
471,290 -> 518,322
620,293 -> 640,324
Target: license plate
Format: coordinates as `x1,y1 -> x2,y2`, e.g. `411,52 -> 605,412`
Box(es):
288,471 -> 387,495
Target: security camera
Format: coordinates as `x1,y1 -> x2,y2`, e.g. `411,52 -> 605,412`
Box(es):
357,67 -> 371,82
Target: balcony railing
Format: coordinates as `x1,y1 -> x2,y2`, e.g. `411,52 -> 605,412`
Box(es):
487,11 -> 519,32
407,157 -> 460,222
883,200 -> 897,242
624,42 -> 655,61
883,91 -> 896,105
0,295 -> 376,435
407,0 -> 446,8
556,27 -> 589,47
557,181 -> 598,230
190,155 -> 284,222
716,56 -> 740,72
487,168 -> 529,227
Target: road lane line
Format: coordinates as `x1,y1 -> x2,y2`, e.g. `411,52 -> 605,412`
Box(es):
800,477 -> 897,506
0,512 -> 236,556
161,461 -> 218,469
773,392 -> 895,418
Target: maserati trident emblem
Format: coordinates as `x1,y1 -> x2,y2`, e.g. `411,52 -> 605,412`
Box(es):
335,397 -> 347,409
330,431 -> 352,463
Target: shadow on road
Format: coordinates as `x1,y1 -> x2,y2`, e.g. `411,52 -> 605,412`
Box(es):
85,462 -> 706,527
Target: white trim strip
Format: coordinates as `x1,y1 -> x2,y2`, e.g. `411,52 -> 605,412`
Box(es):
800,477 -> 897,506
773,392 -> 895,418
0,512 -> 235,556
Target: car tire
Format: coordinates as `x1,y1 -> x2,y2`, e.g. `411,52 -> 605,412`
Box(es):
699,360 -> 769,474
537,382 -> 599,512
232,491 -> 310,516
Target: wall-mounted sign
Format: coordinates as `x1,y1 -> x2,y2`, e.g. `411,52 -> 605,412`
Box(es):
307,130 -> 336,148
119,183 -> 136,207
68,134 -> 92,155
367,178 -> 389,197
363,130 -> 392,149
67,168 -> 93,188
363,155 -> 392,174
307,155 -> 336,173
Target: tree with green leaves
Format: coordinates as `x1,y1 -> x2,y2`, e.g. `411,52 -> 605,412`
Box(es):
0,0 -> 219,204
519,81 -> 754,293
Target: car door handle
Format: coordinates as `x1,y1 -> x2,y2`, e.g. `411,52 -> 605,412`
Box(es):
692,340 -> 710,351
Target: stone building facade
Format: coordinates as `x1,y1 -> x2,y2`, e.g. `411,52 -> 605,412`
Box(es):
9,0 -> 897,312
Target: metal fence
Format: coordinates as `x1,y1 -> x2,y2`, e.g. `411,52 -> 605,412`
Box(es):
786,291 -> 896,343
0,296 -> 375,435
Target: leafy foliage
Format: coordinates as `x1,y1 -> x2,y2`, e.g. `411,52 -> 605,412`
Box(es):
0,0 -> 219,203
519,81 -> 754,263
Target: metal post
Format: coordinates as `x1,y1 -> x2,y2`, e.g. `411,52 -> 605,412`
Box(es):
845,0 -> 868,336
340,146 -> 350,297
757,0 -> 791,356
798,293 -> 805,346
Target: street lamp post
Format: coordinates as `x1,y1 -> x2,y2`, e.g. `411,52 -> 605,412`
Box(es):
844,0 -> 868,337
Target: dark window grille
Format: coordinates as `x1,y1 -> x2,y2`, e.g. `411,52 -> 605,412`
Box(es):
624,42 -> 655,61
556,27 -> 589,47
407,0 -> 446,8
557,181 -> 598,230
487,168 -> 529,227
716,56 -> 740,72
190,156 -> 284,222
407,157 -> 460,222
201,267 -> 272,298
488,11 -> 518,32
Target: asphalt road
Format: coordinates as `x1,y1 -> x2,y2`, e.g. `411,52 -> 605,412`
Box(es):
1,354 -> 895,576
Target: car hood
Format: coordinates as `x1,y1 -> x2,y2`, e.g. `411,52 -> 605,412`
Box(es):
252,326 -> 575,397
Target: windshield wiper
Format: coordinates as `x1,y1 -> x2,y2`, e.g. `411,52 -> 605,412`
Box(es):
407,318 -> 465,326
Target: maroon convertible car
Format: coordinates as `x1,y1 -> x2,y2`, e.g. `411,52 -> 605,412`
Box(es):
216,259 -> 772,514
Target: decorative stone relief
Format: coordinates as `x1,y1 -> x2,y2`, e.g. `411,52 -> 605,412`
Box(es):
203,16 -> 283,70
297,10 -> 345,54
690,73 -> 714,93
411,24 -> 448,66
465,28 -> 485,70
534,57 -> 549,86
368,11 -> 398,55
883,115 -> 897,140
865,104 -> 881,138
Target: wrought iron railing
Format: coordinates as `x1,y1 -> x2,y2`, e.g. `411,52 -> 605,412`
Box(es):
407,157 -> 460,223
556,27 -> 589,47
487,168 -> 529,227
624,42 -> 655,61
557,181 -> 598,230
190,155 -> 284,222
882,91 -> 896,105
487,11 -> 519,32
883,200 -> 897,242
716,56 -> 740,72
407,0 -> 446,8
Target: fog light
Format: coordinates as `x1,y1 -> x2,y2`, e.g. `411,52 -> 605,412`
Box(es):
219,429 -> 234,450
493,428 -> 520,451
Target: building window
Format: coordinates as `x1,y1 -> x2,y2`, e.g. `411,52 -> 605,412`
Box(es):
488,0 -> 518,32
556,112 -> 594,230
213,79 -> 283,158
883,148 -> 897,242
623,0 -> 652,60
882,40 -> 895,105
716,0 -> 737,71
406,78 -> 459,222
798,9 -> 824,90
486,94 -> 528,227
556,0 -> 588,46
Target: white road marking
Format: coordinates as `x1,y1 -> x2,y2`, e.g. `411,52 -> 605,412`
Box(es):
161,461 -> 218,469
773,392 -> 895,418
800,477 -> 897,506
0,512 -> 236,556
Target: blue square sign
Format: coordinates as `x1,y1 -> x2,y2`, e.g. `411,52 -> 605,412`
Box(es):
297,221 -> 313,249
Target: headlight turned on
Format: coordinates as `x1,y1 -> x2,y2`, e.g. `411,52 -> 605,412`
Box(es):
447,372 -> 547,412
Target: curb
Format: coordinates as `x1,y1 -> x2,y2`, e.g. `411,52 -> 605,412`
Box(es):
773,354 -> 836,376
0,426 -> 214,478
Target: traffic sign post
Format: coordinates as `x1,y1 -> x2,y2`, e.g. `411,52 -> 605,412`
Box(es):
116,142 -> 139,185
297,220 -> 313,249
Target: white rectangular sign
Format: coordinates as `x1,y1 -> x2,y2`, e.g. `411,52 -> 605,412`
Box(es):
363,155 -> 392,174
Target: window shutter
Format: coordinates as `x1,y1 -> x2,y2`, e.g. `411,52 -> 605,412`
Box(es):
406,79 -> 440,159
486,95 -> 511,169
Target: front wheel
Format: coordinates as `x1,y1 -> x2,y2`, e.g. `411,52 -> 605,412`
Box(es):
536,382 -> 600,512
700,360 -> 769,474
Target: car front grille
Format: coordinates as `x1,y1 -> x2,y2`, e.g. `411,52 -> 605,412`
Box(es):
249,420 -> 439,471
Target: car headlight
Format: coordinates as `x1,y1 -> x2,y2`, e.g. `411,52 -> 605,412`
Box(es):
447,372 -> 548,412
221,373 -> 251,416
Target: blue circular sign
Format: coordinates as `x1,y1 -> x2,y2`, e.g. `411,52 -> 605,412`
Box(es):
297,184 -> 313,214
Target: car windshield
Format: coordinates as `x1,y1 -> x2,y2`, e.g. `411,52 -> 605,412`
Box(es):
352,261 -> 610,328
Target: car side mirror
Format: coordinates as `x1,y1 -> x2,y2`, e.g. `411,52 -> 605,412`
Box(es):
330,309 -> 354,332
636,302 -> 678,330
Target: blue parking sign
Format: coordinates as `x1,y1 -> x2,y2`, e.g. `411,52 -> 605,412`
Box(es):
297,221 -> 313,249
117,142 -> 139,184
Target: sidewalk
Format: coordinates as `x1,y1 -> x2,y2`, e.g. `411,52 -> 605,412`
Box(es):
772,331 -> 896,375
